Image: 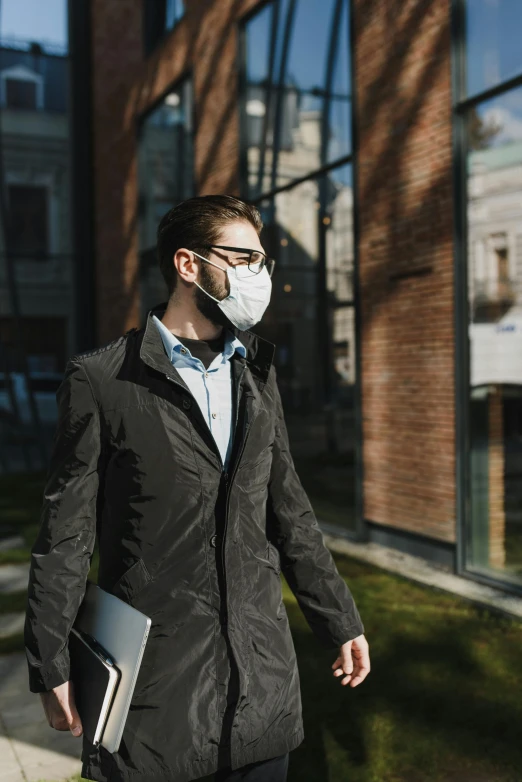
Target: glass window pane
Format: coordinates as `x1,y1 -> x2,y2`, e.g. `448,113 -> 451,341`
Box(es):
466,0 -> 522,97
242,0 -> 351,198
466,85 -> 522,583
254,163 -> 357,532
137,79 -> 194,320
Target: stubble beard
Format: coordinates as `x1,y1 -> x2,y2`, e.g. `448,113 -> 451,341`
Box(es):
193,260 -> 233,330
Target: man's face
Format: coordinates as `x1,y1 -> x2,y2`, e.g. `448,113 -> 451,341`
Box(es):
193,220 -> 265,330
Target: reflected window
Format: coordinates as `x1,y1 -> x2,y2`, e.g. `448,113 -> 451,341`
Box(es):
137,79 -> 193,320
7,185 -> 49,256
1,65 -> 44,109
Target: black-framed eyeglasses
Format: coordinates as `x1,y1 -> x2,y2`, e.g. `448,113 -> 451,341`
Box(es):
200,245 -> 276,277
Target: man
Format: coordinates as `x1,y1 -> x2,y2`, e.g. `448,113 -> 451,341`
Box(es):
24,194 -> 370,782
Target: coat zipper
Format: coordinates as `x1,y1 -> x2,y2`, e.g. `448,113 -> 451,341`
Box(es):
166,363 -> 250,626
220,363 -> 248,624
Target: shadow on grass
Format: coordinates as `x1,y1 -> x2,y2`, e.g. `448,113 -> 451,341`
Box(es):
0,471 -> 46,563
285,553 -> 522,782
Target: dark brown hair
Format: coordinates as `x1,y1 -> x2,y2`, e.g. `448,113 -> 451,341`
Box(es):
156,194 -> 263,296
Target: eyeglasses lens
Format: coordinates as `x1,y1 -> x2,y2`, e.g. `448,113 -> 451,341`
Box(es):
248,251 -> 264,273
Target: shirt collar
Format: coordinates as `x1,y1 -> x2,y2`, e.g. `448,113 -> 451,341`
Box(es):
152,314 -> 247,366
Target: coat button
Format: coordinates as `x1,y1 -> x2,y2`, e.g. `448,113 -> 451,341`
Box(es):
210,534 -> 217,547
183,398 -> 191,409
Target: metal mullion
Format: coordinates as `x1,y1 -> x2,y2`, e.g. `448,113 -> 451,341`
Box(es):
455,71 -> 522,114
250,153 -> 353,205
246,78 -> 352,102
269,0 -> 296,193
320,0 -> 343,169
254,0 -> 280,200
451,0 -> 471,578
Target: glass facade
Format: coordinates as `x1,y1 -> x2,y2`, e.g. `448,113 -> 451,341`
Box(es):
240,0 -> 358,533
137,79 -> 194,322
0,0 -> 73,472
457,0 -> 522,585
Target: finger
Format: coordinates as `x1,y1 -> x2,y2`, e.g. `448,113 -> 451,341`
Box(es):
51,714 -> 70,731
58,683 -> 83,737
348,664 -> 371,687
340,648 -> 354,676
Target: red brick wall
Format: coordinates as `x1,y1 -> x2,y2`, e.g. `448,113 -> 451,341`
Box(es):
352,0 -> 456,542
91,0 -> 143,343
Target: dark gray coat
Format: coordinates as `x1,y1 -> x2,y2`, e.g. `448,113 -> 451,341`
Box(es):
24,300 -> 364,782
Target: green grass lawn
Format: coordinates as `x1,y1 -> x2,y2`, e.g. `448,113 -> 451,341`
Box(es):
285,554 -> 522,782
2,473 -> 522,781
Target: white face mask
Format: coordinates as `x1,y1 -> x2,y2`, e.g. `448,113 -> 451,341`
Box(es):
192,250 -> 272,331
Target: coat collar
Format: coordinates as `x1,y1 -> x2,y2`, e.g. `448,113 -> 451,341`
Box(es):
151,313 -> 248,366
139,300 -> 276,385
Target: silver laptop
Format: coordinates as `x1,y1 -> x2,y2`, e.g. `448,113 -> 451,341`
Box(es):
73,579 -> 152,753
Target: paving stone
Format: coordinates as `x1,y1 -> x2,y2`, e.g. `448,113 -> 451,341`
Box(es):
0,564 -> 30,594
0,733 -> 22,777
0,536 -> 25,552
0,613 -> 25,640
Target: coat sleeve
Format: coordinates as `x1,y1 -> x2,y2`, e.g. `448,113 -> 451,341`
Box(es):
24,357 -> 102,693
265,366 -> 365,650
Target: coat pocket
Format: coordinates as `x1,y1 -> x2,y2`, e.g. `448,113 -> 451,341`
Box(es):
111,558 -> 154,602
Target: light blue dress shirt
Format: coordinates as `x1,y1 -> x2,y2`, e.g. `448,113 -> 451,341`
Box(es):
152,314 -> 247,471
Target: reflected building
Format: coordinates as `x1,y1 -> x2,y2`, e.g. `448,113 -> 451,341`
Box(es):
0,43 -> 71,371
467,139 -> 522,580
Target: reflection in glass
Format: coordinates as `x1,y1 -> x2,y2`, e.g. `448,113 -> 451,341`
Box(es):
254,164 -> 357,531
466,86 -> 522,583
243,0 -> 352,197
0,0 -> 71,472
466,0 -> 522,98
242,1 -> 357,533
137,80 -> 193,320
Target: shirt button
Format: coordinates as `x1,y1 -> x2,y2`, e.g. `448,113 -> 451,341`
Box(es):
180,347 -> 187,353
210,534 -> 217,547
212,412 -> 217,419
205,372 -> 209,378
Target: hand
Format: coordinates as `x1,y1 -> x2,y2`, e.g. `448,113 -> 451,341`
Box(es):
40,680 -> 83,737
331,633 -> 370,687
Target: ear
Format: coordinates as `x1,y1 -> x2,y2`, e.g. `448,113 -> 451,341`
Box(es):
174,248 -> 199,283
